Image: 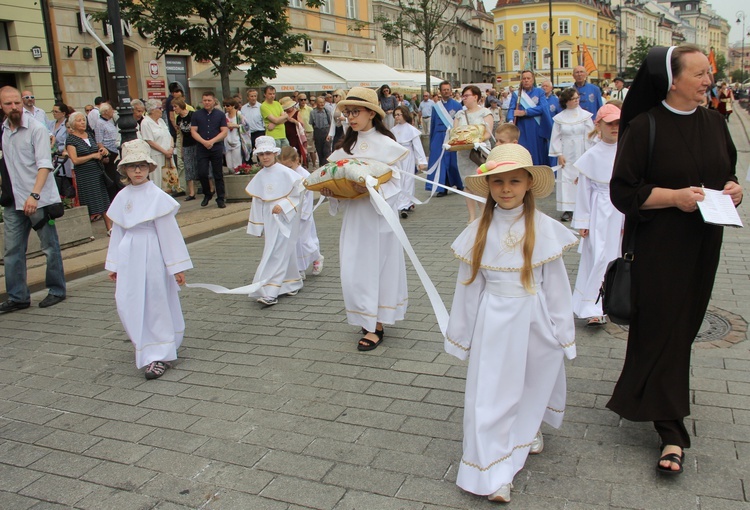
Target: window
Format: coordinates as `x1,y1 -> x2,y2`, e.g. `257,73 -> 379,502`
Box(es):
513,50 -> 520,70
559,19 -> 570,35
578,21 -> 583,36
542,47 -> 549,69
288,0 -> 302,7
498,53 -> 506,72
686,4 -> 692,11
592,24 -> 596,37
586,23 -> 590,38
346,0 -> 356,18
320,0 -> 332,14
0,21 -> 10,51
524,21 -> 536,34
528,50 -> 538,70
559,49 -> 570,69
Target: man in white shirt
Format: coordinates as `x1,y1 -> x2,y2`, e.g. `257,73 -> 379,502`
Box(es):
418,91 -> 434,135
240,89 -> 266,163
87,97 -> 104,132
21,90 -> 48,127
0,87 -> 66,312
611,76 -> 628,102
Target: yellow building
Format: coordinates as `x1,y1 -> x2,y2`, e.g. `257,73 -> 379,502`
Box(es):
597,2 -> 618,82
0,1 -> 55,112
493,0 -> 602,87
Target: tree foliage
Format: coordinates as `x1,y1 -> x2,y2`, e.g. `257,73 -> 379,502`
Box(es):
375,0 -> 471,91
118,0 -> 322,98
624,37 -> 656,79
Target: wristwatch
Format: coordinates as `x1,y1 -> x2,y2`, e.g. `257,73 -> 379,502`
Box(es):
30,193 -> 40,200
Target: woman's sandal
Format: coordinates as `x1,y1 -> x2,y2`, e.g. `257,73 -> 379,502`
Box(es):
656,449 -> 684,475
144,361 -> 169,380
358,328 -> 384,351
587,316 -> 606,326
90,214 -> 102,222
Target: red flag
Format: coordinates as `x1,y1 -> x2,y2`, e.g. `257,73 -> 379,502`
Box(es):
582,44 -> 597,74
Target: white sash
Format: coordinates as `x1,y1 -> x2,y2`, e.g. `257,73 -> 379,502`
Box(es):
520,90 -> 541,126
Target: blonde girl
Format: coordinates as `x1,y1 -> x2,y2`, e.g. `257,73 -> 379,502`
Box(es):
444,144 -> 577,503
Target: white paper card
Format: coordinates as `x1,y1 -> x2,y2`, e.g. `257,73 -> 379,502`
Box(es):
697,188 -> 743,228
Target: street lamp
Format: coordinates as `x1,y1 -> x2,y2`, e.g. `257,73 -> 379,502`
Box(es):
610,8 -> 623,77
738,11 -> 746,83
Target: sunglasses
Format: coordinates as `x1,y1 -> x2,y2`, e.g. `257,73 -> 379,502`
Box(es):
23,95 -> 35,99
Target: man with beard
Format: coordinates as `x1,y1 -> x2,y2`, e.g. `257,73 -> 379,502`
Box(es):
0,87 -> 66,312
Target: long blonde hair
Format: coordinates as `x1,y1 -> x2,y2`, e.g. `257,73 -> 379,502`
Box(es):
465,174 -> 537,291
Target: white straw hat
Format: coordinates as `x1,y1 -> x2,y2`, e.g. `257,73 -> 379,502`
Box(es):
253,135 -> 281,155
335,86 -> 385,119
464,144 -> 554,199
117,139 -> 157,174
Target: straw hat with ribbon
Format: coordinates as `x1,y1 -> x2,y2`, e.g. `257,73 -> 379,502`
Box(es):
117,139 -> 157,175
464,144 -> 555,199
279,96 -> 297,111
334,86 -> 385,119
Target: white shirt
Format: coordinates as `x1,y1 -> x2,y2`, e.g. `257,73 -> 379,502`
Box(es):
241,101 -> 264,132
2,116 -> 58,209
87,108 -> 101,130
23,106 -> 48,129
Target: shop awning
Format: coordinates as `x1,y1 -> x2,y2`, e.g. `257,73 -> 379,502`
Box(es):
188,65 -> 346,92
313,58 -> 415,88
397,71 -> 445,88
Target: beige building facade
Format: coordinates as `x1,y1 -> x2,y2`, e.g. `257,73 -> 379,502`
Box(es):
0,1 -> 55,113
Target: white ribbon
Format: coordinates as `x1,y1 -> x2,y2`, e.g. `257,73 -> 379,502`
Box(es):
186,280 -> 268,295
364,176 -> 449,335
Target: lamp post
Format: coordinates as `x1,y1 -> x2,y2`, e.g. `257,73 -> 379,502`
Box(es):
738,11 -> 747,83
106,0 -> 136,144
610,8 -> 623,77
548,0 -> 554,86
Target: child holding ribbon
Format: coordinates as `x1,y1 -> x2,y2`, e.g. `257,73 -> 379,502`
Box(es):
318,86 -> 408,351
444,144 -> 577,503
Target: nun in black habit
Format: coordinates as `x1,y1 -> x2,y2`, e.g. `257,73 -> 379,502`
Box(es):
607,45 -> 743,475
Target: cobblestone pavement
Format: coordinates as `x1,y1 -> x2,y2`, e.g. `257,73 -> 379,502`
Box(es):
1,108 -> 750,509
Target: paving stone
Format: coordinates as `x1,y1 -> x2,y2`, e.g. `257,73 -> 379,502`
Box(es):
323,463 -> 407,496
34,429 -> 101,453
193,461 -> 275,494
337,408 -> 407,431
254,450 -> 334,481
90,420 -> 156,442
201,489 -> 290,510
27,450 -> 101,478
193,438 -> 267,468
136,409 -> 202,431
75,488 -> 158,510
139,427 -> 210,454
139,473 -> 219,507
332,491 -> 424,510
135,449 -> 212,478
372,449 -> 452,480
0,491 -> 39,510
83,438 -> 153,464
19,473 -> 99,506
0,463 -> 44,492
259,475 -> 346,510
241,427 -> 315,454
0,441 -> 50,467
80,460 -> 157,491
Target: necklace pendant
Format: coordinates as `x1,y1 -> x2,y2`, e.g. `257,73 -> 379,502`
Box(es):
505,231 -> 521,249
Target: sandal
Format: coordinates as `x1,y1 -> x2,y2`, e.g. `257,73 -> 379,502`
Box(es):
90,214 -> 102,222
144,361 -> 169,380
587,316 -> 606,326
656,448 -> 684,475
357,329 -> 384,351
360,327 -> 384,340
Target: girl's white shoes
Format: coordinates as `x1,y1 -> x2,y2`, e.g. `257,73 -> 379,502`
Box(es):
530,430 -> 544,455
488,483 -> 512,503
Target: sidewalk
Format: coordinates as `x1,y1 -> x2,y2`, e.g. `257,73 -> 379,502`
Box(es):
0,110 -> 749,509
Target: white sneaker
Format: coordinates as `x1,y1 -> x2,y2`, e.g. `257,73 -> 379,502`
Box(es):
488,483 -> 512,503
286,289 -> 299,296
299,271 -> 306,280
256,296 -> 278,306
529,430 -> 544,455
312,256 -> 324,276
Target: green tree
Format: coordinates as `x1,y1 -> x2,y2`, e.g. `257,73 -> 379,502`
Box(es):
118,0 -> 322,98
624,37 -> 656,79
714,52 -> 729,80
375,0 -> 470,91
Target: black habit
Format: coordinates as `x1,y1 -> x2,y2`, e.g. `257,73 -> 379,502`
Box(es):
606,103 -> 737,427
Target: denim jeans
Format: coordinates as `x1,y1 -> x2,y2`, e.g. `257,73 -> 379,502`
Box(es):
3,207 -> 66,303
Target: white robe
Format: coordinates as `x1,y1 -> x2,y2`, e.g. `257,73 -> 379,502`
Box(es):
105,181 -> 193,369
445,206 -> 577,496
292,165 -> 322,271
548,107 -> 594,212
392,122 -> 428,212
328,128 -> 409,332
571,141 -> 624,318
246,163 -> 304,298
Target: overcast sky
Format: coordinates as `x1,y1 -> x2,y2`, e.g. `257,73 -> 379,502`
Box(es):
480,0 -> 750,45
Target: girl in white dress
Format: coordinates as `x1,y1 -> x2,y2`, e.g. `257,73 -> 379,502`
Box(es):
245,137 -> 304,306
571,103 -> 624,325
279,146 -> 324,278
106,140 -> 193,380
549,88 -> 594,221
445,144 -> 577,503
318,87 -> 409,351
392,105 -> 428,218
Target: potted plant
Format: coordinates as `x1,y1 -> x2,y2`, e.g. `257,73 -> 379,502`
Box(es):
224,163 -> 261,202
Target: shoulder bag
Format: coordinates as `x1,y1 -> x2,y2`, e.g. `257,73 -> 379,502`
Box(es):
598,112 -> 655,325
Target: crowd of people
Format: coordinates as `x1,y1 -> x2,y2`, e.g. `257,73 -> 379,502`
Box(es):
0,42 -> 746,504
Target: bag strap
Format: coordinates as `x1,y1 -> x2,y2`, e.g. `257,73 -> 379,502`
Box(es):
625,111 -> 656,257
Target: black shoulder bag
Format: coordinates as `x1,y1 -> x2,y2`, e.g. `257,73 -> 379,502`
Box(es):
0,124 -> 14,207
598,112 -> 655,325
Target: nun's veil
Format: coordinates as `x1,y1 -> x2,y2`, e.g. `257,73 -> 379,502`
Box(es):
619,46 -> 675,139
